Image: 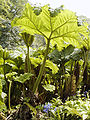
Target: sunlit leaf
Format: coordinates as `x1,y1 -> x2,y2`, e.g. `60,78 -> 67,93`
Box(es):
12,3 -> 88,50
14,73 -> 34,83
45,60 -> 59,74
43,84 -> 55,92
30,57 -> 42,67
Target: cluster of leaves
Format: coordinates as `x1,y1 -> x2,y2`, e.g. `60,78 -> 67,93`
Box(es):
35,92 -> 90,120
11,3 -> 90,94
0,0 -> 28,48
0,2 -> 90,119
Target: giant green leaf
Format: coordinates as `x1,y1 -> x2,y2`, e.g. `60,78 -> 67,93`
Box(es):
12,3 -> 88,50
0,45 -> 3,58
0,47 -> 10,60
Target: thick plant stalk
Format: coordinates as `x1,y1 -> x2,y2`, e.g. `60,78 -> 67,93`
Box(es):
27,46 -> 31,73
3,59 -> 6,81
3,58 -> 8,91
82,50 -> 88,74
33,38 -> 50,93
77,50 -> 88,87
27,45 -> 32,91
8,80 -> 12,110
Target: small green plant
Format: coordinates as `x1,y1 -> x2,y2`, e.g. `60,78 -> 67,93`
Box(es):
6,72 -> 17,110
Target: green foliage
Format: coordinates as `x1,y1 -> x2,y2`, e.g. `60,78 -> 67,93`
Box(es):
0,47 -> 17,78
14,73 -> 34,83
0,2 -> 89,119
6,72 -> 17,79
64,98 -> 90,119
21,32 -> 35,73
45,60 -> 59,74
0,79 -> 7,113
12,3 -> 88,50
12,3 -> 89,93
9,48 -> 25,75
0,0 -> 28,48
42,84 -> 55,92
0,100 -> 7,113
33,6 -> 42,15
21,32 -> 34,47
30,57 -> 42,67
0,0 -> 27,20
0,46 -> 10,60
30,57 -> 59,74
24,102 -> 37,116
0,79 -> 2,100
35,94 -> 90,120
49,45 -> 75,63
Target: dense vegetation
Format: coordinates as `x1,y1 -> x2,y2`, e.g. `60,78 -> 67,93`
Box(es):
0,1 -> 90,120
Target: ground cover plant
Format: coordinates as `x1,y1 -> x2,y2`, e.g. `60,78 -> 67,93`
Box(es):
0,1 -> 90,120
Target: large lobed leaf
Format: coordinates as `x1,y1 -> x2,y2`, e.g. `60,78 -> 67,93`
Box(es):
12,3 -> 88,50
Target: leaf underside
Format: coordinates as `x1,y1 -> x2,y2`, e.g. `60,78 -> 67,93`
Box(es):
12,3 -> 88,51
